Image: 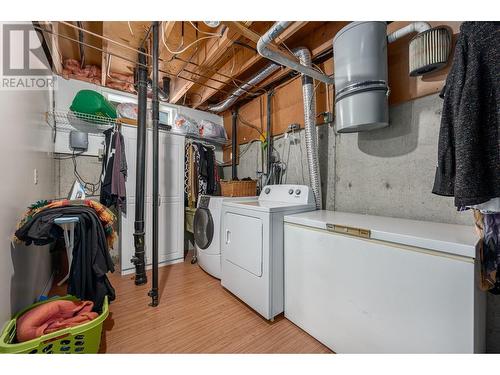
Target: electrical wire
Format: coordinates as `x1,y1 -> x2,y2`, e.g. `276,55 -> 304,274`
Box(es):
188,21 -> 221,36
161,21 -> 222,55
127,21 -> 134,36
237,113 -> 264,137
71,151 -> 101,196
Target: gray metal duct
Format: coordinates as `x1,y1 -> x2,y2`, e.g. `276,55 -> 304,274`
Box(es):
257,22 -> 335,85
207,63 -> 280,112
294,47 -> 322,209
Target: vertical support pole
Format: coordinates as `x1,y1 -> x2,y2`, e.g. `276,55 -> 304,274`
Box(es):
266,90 -> 274,184
231,108 -> 238,180
148,21 -> 160,307
131,47 -> 148,286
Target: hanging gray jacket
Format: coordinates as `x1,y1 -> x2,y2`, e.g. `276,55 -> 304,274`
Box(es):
432,22 -> 500,207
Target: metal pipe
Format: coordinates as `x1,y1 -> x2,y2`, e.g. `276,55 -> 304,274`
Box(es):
131,47 -> 148,286
387,22 -> 432,43
149,21 -> 160,307
295,47 -> 322,209
266,91 -> 273,182
257,22 -> 335,85
231,108 -> 238,180
207,63 -> 280,112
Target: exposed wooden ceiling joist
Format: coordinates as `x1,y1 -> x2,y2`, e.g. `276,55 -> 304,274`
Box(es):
37,21 -> 63,75
191,21 -> 309,109
168,21 -> 254,104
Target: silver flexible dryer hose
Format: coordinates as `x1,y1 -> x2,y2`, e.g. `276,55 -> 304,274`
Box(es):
207,63 -> 280,113
294,47 -> 322,209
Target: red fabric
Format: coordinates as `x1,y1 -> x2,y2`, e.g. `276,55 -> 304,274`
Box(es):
16,299 -> 98,342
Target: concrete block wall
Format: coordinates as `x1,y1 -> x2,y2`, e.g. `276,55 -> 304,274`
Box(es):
223,93 -> 500,352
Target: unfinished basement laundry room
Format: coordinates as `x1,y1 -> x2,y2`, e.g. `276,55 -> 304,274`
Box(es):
1,1 -> 499,371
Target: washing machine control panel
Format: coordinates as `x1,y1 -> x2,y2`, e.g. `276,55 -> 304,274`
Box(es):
259,185 -> 314,205
198,196 -> 210,209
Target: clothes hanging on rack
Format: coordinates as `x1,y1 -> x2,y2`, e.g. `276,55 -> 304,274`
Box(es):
184,141 -> 220,208
15,204 -> 116,311
100,126 -> 127,214
432,22 -> 500,207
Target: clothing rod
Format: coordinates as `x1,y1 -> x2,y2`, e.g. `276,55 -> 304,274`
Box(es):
33,25 -> 241,97
57,21 -> 264,90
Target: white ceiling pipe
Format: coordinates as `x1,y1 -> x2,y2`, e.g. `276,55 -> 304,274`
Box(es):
257,22 -> 335,85
387,22 -> 432,43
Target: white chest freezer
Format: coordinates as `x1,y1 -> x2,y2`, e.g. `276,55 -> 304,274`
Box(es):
283,210 -> 486,353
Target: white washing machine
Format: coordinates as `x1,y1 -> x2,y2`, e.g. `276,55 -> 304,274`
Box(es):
193,195 -> 257,279
221,185 -> 316,320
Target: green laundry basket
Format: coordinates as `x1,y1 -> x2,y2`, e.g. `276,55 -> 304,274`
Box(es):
0,295 -> 109,354
70,90 -> 117,120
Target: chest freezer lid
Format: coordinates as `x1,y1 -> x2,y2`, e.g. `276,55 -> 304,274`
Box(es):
284,210 -> 478,258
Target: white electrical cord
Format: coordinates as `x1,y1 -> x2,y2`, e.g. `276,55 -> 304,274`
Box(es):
188,21 -> 221,36
127,21 -> 134,36
161,21 -> 222,55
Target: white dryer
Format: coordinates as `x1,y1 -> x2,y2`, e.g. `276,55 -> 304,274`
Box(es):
221,185 -> 316,320
193,195 -> 257,279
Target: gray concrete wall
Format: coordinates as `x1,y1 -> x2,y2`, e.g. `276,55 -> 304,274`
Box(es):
223,93 -> 499,352
0,22 -> 55,328
334,94 -> 468,225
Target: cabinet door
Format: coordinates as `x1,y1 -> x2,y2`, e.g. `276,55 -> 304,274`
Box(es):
121,125 -> 139,198
120,199 -> 136,273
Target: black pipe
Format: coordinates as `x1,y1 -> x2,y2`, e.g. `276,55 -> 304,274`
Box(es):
148,21 -> 160,307
231,108 -> 238,180
266,91 -> 274,184
131,47 -> 148,285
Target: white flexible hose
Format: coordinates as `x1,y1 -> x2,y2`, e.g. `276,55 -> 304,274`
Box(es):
387,22 -> 432,43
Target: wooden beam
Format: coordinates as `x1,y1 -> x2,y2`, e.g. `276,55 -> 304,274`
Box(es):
222,21 -> 261,43
191,21 -> 309,109
101,39 -> 107,86
169,22 -> 254,104
39,21 -> 63,75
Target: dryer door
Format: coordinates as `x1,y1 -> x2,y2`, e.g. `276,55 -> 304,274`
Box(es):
224,212 -> 263,277
193,208 -> 214,250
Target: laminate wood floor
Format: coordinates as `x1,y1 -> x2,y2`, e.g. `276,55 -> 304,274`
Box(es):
51,254 -> 332,354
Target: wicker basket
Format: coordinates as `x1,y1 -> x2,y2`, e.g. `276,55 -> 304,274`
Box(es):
220,180 -> 257,197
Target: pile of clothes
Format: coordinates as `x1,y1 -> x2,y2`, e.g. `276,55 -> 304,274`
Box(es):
14,199 -> 116,311
16,299 -> 98,343
432,22 -> 499,293
184,142 -> 220,208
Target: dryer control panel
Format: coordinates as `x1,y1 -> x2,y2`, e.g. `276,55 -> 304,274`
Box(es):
259,185 -> 314,205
